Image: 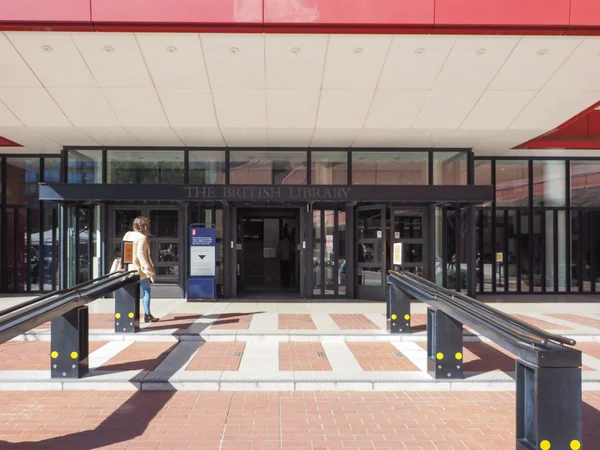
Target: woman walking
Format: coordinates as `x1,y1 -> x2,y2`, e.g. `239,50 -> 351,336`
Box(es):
123,216 -> 159,323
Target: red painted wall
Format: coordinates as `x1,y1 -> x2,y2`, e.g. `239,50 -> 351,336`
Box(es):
0,0 -> 599,33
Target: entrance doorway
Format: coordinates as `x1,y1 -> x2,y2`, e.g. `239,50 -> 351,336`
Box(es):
107,205 -> 184,297
234,207 -> 300,297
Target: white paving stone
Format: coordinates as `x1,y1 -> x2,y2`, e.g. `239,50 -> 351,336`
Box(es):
364,312 -> 387,330
88,341 -> 133,370
391,341 -> 428,372
309,313 -> 341,333
249,312 -> 278,331
322,342 -> 362,372
238,341 -> 279,372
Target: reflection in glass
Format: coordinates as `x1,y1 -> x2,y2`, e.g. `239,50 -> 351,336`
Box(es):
474,160 -> 492,185
357,208 -> 382,239
150,210 -> 179,238
533,161 -> 566,207
324,210 -> 335,295
188,151 -> 225,184
311,152 -> 347,185
570,161 -> 600,207
68,150 -> 102,184
114,210 -> 142,238
557,211 -> 567,292
156,266 -> 179,276
357,243 -> 376,263
393,212 -> 422,239
496,161 -> 529,207
42,206 -> 58,291
107,150 -> 185,184
159,243 -> 179,262
230,151 -> 306,184
357,267 -> 382,286
433,152 -> 467,185
338,211 -> 347,296
43,158 -> 61,183
312,211 -> 321,295
352,152 -> 428,185
404,244 -> 423,263
6,158 -> 40,204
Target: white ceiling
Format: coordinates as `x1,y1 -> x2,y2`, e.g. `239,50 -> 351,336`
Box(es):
0,32 -> 599,156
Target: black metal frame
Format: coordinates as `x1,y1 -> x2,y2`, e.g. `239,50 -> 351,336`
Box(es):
388,270 -> 582,450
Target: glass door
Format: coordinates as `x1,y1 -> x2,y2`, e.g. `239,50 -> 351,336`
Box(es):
311,206 -> 347,297
355,205 -> 386,300
390,208 -> 426,277
108,206 -> 182,292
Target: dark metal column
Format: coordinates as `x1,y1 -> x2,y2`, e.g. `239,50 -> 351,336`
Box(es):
387,281 -> 411,333
427,308 -> 463,379
516,361 -> 582,450
114,281 -> 140,333
50,306 -> 90,379
345,203 -> 355,299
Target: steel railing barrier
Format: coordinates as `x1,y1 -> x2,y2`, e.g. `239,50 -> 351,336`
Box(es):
0,271 -> 140,379
387,270 -> 582,450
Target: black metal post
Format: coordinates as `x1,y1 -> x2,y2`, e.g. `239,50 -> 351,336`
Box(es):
516,360 -> 582,450
427,308 -> 463,379
466,204 -> 477,297
387,281 -> 411,333
50,306 -> 89,379
114,280 -> 140,333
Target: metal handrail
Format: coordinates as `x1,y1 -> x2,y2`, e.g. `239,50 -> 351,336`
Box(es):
0,271 -> 139,344
400,271 -> 575,347
388,270 -> 576,349
0,272 -> 127,318
388,272 -> 549,349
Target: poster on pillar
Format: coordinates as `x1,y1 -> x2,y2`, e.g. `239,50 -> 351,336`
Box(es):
187,225 -> 217,300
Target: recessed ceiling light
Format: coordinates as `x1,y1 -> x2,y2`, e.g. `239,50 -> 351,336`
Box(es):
291,47 -> 301,54
475,48 -> 486,56
229,47 -> 239,54
353,47 -> 363,54
104,46 -> 114,53
40,45 -> 53,53
415,48 -> 426,55
537,49 -> 548,56
166,46 -> 177,53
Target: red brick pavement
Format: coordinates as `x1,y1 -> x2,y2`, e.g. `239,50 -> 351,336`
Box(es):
145,313 -> 203,330
0,341 -> 106,370
97,342 -> 176,372
278,314 -> 316,330
209,313 -> 253,330
347,342 -> 419,371
1,391 -> 599,450
186,342 -> 245,371
279,342 -> 332,371
548,313 -> 600,330
34,314 -> 115,331
330,314 -> 380,330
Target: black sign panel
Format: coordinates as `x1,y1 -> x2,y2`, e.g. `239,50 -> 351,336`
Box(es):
39,183 -> 494,203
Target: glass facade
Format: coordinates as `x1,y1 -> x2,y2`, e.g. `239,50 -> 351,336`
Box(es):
3,147 -> 599,298
352,151 -> 428,185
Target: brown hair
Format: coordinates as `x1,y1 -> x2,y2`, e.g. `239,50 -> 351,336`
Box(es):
132,216 -> 150,236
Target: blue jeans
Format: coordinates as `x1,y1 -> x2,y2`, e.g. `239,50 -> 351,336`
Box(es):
140,278 -> 152,315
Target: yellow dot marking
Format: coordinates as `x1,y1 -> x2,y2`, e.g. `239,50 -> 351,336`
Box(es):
70,352 -> 78,359
436,352 -> 444,360
570,440 -> 581,450
455,352 -> 463,360
391,314 -> 397,320
128,312 -> 134,319
404,314 -> 410,320
51,351 -> 58,359
540,440 -> 551,450
115,313 -> 121,319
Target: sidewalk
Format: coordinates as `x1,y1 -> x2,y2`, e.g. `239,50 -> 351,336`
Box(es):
2,300 -> 600,392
